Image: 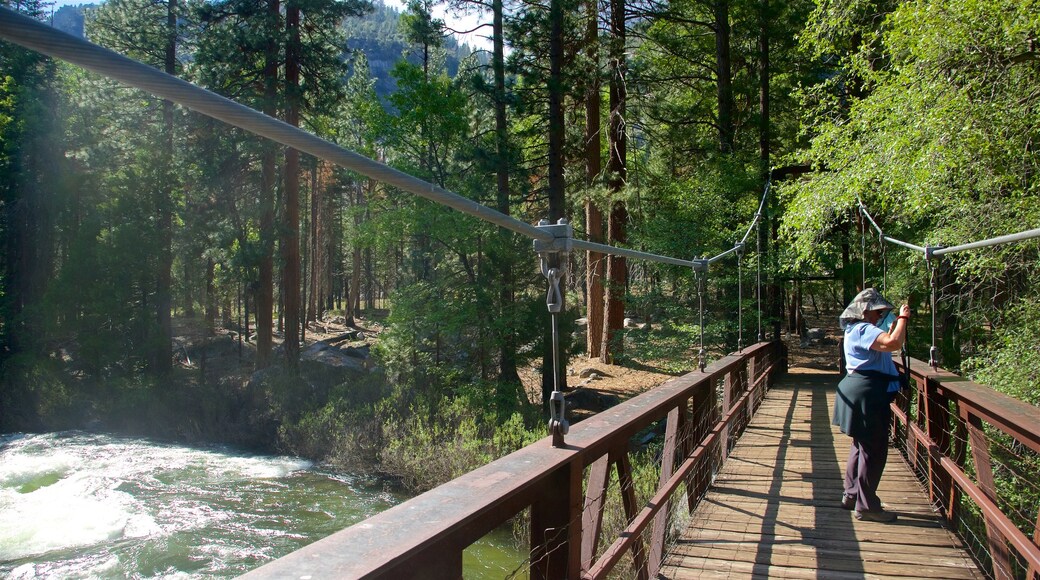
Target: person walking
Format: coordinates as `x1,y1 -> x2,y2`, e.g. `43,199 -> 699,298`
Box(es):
833,288 -> 910,523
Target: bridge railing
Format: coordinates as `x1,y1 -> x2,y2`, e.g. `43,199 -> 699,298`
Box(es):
892,358 -> 1040,580
241,340 -> 786,579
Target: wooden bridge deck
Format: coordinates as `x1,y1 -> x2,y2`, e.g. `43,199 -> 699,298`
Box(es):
659,369 -> 983,579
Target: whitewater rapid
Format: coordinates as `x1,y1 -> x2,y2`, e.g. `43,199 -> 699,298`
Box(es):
0,432 -> 400,578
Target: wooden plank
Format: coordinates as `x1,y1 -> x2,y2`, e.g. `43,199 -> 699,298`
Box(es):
677,527 -> 970,553
668,543 -> 981,578
664,554 -> 982,580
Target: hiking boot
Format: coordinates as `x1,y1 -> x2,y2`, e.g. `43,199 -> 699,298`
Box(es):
855,509 -> 897,523
841,493 -> 856,510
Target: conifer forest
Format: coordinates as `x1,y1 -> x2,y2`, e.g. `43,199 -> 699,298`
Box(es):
0,0 -> 1037,494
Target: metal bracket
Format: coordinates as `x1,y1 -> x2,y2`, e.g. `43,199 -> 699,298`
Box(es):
535,219 -> 572,314
543,268 -> 564,314
925,246 -> 943,370
924,244 -> 943,263
533,218 -> 574,255
549,390 -> 569,439
692,258 -> 710,274
536,218 -> 572,447
735,242 -> 745,258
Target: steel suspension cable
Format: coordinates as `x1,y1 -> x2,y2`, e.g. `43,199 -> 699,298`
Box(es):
858,202 -> 927,254
932,227 -> 1040,257
860,210 -> 867,288
1,8 -> 796,275
0,8 -> 713,270
0,9 -> 552,243
737,247 -> 743,352
738,181 -> 771,247
756,219 -> 763,342
860,199 -> 1040,259
881,237 -> 888,294
927,251 -> 940,369
696,268 -> 707,372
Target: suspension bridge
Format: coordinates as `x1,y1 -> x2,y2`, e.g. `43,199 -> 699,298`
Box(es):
2,9 -> 1039,579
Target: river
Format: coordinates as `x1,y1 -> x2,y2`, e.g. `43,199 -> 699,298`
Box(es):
0,432 -> 524,578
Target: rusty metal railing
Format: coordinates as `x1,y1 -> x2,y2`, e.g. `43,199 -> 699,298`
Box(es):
891,358 -> 1040,580
240,340 -> 786,579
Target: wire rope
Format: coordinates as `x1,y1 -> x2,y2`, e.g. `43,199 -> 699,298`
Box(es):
737,243 -> 744,352
0,8 -> 710,271
860,209 -> 867,288
697,268 -> 707,372
756,220 -> 763,342
928,255 -> 940,369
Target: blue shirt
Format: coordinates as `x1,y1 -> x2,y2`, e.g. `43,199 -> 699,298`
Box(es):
844,321 -> 898,381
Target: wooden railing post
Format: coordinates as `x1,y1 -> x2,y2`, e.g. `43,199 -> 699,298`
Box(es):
531,460 -> 583,580
923,376 -> 953,509
687,378 -> 716,509
649,406 -> 681,576
737,359 -> 750,435
749,353 -> 761,414
1029,511 -> 1040,580
965,412 -> 1013,579
581,454 -> 611,573
912,377 -> 928,473
722,370 -> 737,461
948,403 -> 967,528
616,452 -> 650,580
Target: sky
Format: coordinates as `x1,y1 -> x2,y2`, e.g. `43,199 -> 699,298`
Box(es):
50,0 -> 493,50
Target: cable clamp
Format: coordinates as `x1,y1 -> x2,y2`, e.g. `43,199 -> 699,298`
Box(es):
924,244 -> 944,263
535,219 -> 572,314
533,218 -> 574,256
548,390 -> 570,437
543,267 -> 563,313
692,258 -> 710,274
735,242 -> 745,258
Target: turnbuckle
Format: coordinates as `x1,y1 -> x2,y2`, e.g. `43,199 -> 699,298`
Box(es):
535,218 -> 573,447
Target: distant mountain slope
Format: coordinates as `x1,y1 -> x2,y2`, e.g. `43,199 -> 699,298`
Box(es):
343,1 -> 484,99
46,2 -> 485,101
51,4 -> 94,37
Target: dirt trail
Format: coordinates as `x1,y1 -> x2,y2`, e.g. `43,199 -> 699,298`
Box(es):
519,314 -> 845,421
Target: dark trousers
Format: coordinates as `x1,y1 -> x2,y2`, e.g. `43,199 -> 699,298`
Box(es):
844,423 -> 889,512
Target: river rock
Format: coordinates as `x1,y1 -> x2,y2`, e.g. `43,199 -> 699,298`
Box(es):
805,328 -> 826,340
301,341 -> 368,373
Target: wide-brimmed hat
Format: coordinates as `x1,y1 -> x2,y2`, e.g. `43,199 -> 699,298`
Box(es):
840,288 -> 894,328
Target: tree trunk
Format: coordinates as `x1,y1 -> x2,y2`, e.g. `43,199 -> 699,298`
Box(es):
255,0 -> 280,370
542,0 -> 569,405
757,0 -> 772,340
349,179 -> 367,324
153,0 -> 178,375
282,2 -> 302,369
308,162 -> 319,323
205,258 -> 217,337
493,0 -> 520,388
714,0 -> 734,154
584,0 -> 605,360
757,0 -> 770,171
601,0 -> 627,364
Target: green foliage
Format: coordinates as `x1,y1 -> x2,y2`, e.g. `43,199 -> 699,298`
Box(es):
963,298 -> 1040,407
379,394 -> 541,492
0,354 -> 75,431
782,0 -> 1040,372
782,0 -> 1040,265
616,322 -> 702,374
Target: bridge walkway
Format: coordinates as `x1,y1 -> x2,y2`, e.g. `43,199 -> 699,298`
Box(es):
660,369 -> 983,579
